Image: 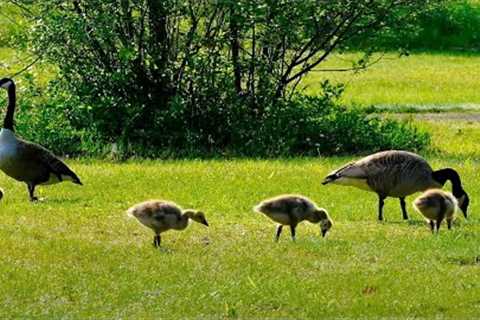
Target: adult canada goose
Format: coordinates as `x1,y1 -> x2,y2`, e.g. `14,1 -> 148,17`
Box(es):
413,189 -> 457,233
254,194 -> 333,242
322,150 -> 469,221
0,78 -> 82,201
127,200 -> 209,248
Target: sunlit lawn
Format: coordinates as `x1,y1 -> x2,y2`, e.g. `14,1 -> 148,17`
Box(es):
302,52 -> 480,109
1,119 -> 480,318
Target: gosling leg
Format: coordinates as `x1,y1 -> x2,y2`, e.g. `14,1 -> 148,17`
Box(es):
400,197 -> 409,220
447,219 -> 453,230
290,225 -> 296,242
275,225 -> 283,242
378,195 -> 386,221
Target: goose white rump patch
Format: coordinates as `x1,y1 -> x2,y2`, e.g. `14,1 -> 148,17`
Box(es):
332,177 -> 373,191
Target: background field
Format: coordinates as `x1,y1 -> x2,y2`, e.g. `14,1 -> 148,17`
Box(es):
302,52 -> 480,109
1,120 -> 480,318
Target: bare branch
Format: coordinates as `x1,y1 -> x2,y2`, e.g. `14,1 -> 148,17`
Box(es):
9,55 -> 42,78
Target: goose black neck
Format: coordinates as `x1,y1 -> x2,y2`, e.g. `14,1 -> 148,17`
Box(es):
432,168 -> 464,198
3,81 -> 16,131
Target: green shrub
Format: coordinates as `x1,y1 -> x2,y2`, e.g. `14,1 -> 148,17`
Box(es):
247,94 -> 430,157
13,78 -> 430,158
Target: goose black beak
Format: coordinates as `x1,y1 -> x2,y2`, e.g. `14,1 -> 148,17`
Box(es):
322,174 -> 336,185
202,219 -> 209,227
321,229 -> 328,237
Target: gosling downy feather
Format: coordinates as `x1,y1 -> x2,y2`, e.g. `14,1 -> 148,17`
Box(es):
322,150 -> 469,221
0,78 -> 82,201
127,200 -> 209,248
254,194 -> 333,241
413,189 -> 457,233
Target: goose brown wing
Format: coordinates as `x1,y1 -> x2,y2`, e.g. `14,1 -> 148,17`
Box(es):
19,139 -> 82,184
322,159 -> 378,184
322,150 -> 429,186
154,202 -> 182,219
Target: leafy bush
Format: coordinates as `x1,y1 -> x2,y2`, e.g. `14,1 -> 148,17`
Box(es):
12,79 -> 430,158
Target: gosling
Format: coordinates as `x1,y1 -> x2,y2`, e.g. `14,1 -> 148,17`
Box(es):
254,194 -> 333,242
413,189 -> 457,234
127,200 -> 209,247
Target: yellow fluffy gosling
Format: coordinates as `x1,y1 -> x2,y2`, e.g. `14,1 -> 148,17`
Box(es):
413,189 -> 457,234
254,194 -> 333,241
127,200 -> 208,247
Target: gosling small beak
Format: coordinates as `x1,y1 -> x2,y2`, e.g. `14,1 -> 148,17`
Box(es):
321,229 -> 328,237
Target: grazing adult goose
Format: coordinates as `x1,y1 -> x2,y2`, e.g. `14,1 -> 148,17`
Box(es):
127,200 -> 209,248
322,150 -> 469,221
254,194 -> 333,242
0,78 -> 82,201
413,189 -> 457,234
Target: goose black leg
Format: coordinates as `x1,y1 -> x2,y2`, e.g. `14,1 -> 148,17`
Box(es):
290,225 -> 297,242
378,195 -> 386,221
399,197 -> 409,220
153,234 -> 161,248
27,183 -> 38,202
275,225 -> 283,242
429,220 -> 435,233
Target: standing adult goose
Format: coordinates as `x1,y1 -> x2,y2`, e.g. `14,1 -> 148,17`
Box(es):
0,78 -> 82,201
322,150 -> 469,221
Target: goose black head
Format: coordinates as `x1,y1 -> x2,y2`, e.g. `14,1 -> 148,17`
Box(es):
457,191 -> 470,219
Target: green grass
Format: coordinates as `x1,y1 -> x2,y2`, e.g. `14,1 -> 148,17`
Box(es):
1,120 -> 480,318
302,52 -> 480,108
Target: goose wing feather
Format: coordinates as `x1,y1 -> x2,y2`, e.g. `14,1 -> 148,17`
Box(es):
18,139 -> 82,184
